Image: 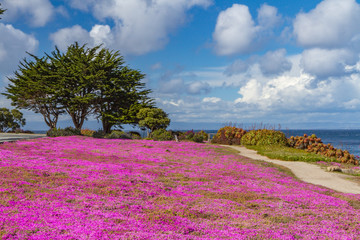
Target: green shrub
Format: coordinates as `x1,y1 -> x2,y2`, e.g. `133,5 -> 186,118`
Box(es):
151,129 -> 174,141
105,130 -> 132,139
8,129 -> 34,134
241,129 -> 288,146
196,130 -> 208,141
177,130 -> 195,141
192,134 -> 205,143
129,131 -> 141,139
93,129 -> 106,138
211,126 -> 247,145
81,129 -> 95,137
46,127 -> 81,137
175,130 -> 208,143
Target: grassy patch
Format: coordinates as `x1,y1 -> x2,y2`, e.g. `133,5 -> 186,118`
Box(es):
211,145 -> 240,155
245,144 -> 337,163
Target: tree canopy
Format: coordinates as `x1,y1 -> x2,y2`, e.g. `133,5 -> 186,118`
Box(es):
137,108 -> 170,133
0,108 -> 26,132
4,42 -> 154,132
4,54 -> 64,129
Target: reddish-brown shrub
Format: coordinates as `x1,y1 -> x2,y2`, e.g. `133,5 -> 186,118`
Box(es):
288,134 -> 358,165
211,126 -> 247,145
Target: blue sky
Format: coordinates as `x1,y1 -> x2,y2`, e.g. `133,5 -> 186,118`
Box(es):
1,0 -> 360,131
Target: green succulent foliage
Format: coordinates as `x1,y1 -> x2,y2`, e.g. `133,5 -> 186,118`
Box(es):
137,108 -> 170,132
46,127 -> 81,137
151,129 -> 174,141
105,130 -> 132,139
93,130 -> 106,138
0,108 -> 26,132
241,129 -> 288,146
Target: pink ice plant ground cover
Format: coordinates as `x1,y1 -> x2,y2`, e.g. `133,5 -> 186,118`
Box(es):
1,136 -> 360,239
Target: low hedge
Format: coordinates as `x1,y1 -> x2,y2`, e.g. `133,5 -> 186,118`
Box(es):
47,127 -> 81,137
211,126 -> 247,145
241,129 -> 288,146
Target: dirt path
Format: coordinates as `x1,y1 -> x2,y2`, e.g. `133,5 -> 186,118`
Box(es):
226,145 -> 360,194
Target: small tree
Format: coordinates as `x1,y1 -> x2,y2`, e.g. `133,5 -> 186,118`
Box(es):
137,108 -> 170,134
0,108 -> 26,132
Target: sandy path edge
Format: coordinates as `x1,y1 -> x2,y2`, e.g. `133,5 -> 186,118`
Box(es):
224,145 -> 360,194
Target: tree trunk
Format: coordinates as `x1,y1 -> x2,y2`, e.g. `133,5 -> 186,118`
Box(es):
43,113 -> 58,129
70,114 -> 80,129
68,107 -> 91,130
102,119 -> 112,134
70,113 -> 84,130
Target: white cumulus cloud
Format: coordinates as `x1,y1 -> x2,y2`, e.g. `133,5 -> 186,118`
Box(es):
259,49 -> 292,76
0,24 -> 38,75
301,48 -> 358,78
235,73 -> 334,111
2,0 -> 55,27
257,4 -> 281,29
89,25 -> 114,47
293,0 -> 360,48
232,54 -> 360,114
213,3 -> 281,56
60,0 -> 212,55
50,25 -> 91,51
224,59 -> 250,76
225,49 -> 291,77
293,0 -> 360,78
213,4 -> 257,55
